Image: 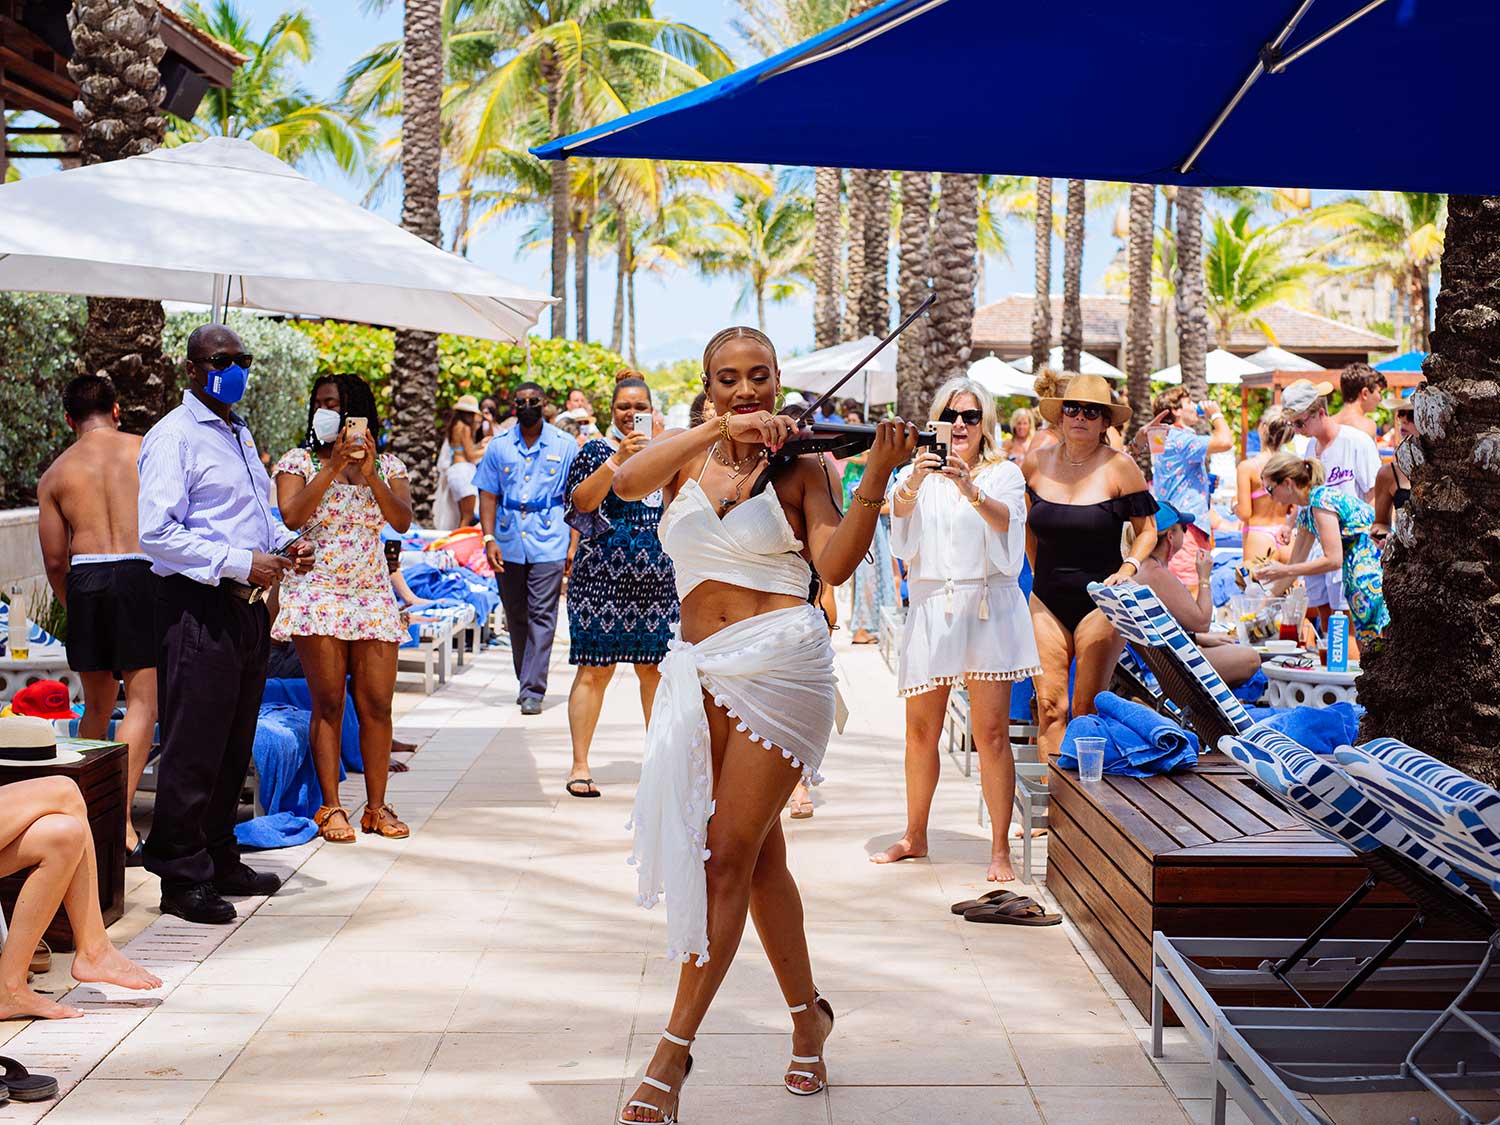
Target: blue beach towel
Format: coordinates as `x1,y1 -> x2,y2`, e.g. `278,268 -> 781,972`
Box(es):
1058,694 -> 1200,778
234,810 -> 317,850
249,703 -> 345,820
1245,701 -> 1364,756
262,678 -> 364,773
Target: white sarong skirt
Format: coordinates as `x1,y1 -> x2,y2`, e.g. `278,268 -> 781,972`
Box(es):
898,576 -> 1040,697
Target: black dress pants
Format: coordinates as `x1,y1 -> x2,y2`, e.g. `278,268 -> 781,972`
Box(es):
496,560 -> 565,702
144,575 -> 270,890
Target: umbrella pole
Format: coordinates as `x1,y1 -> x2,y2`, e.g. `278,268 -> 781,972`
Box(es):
211,273 -> 225,323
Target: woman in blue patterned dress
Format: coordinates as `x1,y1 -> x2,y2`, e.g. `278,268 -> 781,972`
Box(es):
1255,452 -> 1390,646
562,377 -> 678,798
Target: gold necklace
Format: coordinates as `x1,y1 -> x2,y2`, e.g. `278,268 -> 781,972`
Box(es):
711,440 -> 762,478
1061,444 -> 1099,466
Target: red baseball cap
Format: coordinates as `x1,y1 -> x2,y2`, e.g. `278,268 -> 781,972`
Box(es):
10,680 -> 77,720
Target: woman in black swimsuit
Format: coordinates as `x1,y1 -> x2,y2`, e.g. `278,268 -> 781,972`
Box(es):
1372,397 -> 1416,541
1021,373 -> 1156,762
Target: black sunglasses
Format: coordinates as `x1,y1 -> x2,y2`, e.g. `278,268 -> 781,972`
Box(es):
193,351 -> 254,371
1061,401 -> 1109,421
513,396 -> 544,408
938,408 -> 984,426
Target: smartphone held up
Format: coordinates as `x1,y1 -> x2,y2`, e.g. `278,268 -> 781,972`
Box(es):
344,416 -> 368,459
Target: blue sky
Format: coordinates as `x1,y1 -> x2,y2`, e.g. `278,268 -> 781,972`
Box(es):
229,1 -> 1122,363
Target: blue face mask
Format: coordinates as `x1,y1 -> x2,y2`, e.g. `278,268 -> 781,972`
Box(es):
202,363 -> 248,405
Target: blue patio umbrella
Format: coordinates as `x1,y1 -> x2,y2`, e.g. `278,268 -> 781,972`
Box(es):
534,0 -> 1500,194
1375,350 -> 1428,372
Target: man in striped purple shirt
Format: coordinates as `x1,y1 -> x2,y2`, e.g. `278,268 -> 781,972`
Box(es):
136,324 -> 314,925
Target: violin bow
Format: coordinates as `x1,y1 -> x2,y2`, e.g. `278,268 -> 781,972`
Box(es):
794,292 -> 935,424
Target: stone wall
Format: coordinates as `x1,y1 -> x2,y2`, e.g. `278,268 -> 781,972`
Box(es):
0,508 -> 49,608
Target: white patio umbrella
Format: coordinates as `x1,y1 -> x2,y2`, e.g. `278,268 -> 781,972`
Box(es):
1150,347 -> 1262,386
1241,345 -> 1326,372
779,335 -> 897,406
0,137 -> 554,340
968,355 -> 1039,398
1008,347 -> 1125,380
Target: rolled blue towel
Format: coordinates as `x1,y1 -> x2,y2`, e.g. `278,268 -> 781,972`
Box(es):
1057,715 -> 1112,769
234,811 -> 318,850
1058,715 -> 1183,778
1094,691 -> 1200,768
263,678 -> 362,773
1232,668 -> 1269,704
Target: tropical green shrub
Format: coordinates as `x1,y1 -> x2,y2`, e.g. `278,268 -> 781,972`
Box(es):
163,312 -> 319,462
290,321 -> 626,418
0,293 -> 86,506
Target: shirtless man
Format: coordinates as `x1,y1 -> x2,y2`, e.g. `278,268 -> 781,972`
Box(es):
36,374 -> 158,861
1329,363 -> 1387,440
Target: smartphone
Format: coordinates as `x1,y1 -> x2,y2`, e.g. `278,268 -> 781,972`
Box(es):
344,416 -> 368,458
932,420 -> 953,464
633,412 -> 653,438
275,521 -> 321,558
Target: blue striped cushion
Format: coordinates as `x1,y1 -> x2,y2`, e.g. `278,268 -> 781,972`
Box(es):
1335,742 -> 1500,892
1223,725 -> 1486,906
1087,583 -> 1157,648
1121,584 -> 1255,735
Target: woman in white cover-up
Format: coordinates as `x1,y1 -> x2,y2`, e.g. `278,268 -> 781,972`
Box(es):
611,326 -> 916,1124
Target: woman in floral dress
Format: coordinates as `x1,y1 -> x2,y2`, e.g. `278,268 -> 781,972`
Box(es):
561,376 -> 678,799
274,373 -> 414,843
1256,452 -> 1390,646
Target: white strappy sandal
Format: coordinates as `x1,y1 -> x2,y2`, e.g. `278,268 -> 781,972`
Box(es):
784,994 -> 835,1096
618,1030 -> 694,1124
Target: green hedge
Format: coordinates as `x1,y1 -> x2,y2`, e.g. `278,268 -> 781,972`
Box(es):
290,321 -> 627,418
0,293 -> 86,506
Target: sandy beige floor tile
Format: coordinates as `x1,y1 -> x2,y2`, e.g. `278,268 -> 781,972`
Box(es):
187,1081 -> 417,1123
1010,1033 -> 1163,1087
425,1030 -> 629,1084
1035,1085 -> 1190,1123
829,1084 -> 1042,1124
44,1078 -> 212,1125
157,984 -> 291,1015
407,1080 -> 623,1125
93,1011 -> 266,1081
224,1031 -> 440,1085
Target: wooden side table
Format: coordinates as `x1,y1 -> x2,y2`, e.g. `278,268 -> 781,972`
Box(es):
0,739 -> 127,950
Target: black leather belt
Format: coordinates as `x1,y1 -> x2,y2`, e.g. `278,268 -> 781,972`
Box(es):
223,580 -> 265,604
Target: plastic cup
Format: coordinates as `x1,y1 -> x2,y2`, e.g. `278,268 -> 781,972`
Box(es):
1075,737 -> 1107,783
1146,426 -> 1169,457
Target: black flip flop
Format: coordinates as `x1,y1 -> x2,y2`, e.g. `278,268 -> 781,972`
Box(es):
963,898 -> 1061,927
0,1056 -> 59,1102
950,889 -> 1024,916
565,778 -> 601,799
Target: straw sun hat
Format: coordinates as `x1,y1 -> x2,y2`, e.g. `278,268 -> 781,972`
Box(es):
1038,373 -> 1132,428
0,715 -> 84,767
452,394 -> 482,414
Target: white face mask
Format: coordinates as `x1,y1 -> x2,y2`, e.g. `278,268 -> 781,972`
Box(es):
312,407 -> 341,444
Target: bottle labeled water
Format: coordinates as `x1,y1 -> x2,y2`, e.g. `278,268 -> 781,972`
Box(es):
8,583 -> 29,660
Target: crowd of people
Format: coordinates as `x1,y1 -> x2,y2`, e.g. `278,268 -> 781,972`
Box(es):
2,319 -> 1409,1125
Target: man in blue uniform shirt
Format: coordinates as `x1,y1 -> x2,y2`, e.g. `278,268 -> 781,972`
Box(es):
477,382 -> 577,714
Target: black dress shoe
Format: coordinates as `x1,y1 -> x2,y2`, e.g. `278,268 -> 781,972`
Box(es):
213,864 -> 282,897
125,840 -> 144,868
520,697 -> 543,715
160,882 -> 236,925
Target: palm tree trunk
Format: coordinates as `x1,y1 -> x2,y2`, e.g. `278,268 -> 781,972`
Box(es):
813,167 -> 842,348
926,173 -> 979,387
573,214 -> 590,342
756,284 -> 767,334
67,0 -> 173,434
859,170 -> 891,337
896,170 -> 932,421
611,220 -> 627,355
627,258 -> 638,368
1125,183 -> 1155,463
1031,176 -> 1053,371
452,173 -> 473,254
843,171 -> 868,341
1357,193 -> 1500,782
540,49 -> 568,339
1392,275 -> 1408,352
1159,190 -> 1176,365
390,0 -> 443,519
1061,179 -> 1086,371
1174,186 -> 1208,400
1415,265 -> 1433,353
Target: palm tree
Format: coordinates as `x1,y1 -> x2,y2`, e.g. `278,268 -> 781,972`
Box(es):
1203,205 -> 1316,347
896,170 -> 932,419
1174,186 -> 1208,400
67,0 -> 174,433
168,2 -> 371,173
1315,192 -> 1446,352
853,168 -> 891,337
695,180 -> 814,331
1124,183 -> 1155,451
390,0 -> 444,518
730,0 -> 847,348
1060,179 -> 1086,371
926,172 -> 978,384
1357,193 -> 1499,782
1030,176 -> 1053,370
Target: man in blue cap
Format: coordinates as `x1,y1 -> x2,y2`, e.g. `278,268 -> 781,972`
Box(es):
477,381 -> 578,714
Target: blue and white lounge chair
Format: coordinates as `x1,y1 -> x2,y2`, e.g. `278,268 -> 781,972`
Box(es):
1088,581 -> 1253,744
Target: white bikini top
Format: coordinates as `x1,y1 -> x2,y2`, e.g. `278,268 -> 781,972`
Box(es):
658,460 -> 812,601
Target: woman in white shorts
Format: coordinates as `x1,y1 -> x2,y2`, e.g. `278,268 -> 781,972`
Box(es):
871,377 -> 1040,883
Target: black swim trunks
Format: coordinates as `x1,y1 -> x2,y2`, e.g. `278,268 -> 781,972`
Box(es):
65,556 -> 159,674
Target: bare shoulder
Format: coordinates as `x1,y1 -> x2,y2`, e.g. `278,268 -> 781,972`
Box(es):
1105,446 -> 1150,492
1019,445 -> 1049,482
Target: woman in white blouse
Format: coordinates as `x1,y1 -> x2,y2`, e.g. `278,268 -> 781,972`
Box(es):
871,378 -> 1040,883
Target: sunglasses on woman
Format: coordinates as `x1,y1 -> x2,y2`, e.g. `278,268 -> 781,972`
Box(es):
938,407 -> 984,426
1060,402 -> 1108,421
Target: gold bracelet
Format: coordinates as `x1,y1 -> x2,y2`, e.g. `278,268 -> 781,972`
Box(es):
851,490 -> 882,510
895,484 -> 918,503
968,493 -> 985,509
717,414 -> 732,443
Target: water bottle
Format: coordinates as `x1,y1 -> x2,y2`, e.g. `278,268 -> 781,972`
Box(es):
8,583 -> 29,661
